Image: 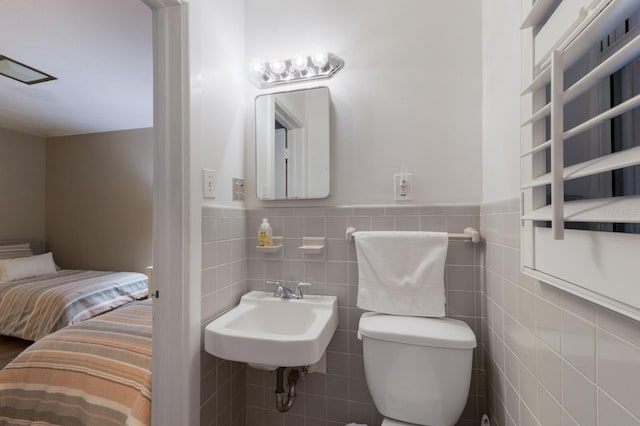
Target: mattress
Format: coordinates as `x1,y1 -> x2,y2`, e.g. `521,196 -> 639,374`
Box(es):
0,269 -> 148,341
0,299 -> 152,425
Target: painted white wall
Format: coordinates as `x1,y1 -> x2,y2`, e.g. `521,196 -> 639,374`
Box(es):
190,0 -> 246,210
481,0 -> 522,202
244,0 -> 483,207
189,1 -> 246,424
0,127 -> 46,241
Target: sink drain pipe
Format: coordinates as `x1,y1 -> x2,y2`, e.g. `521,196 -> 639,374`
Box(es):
275,367 -> 301,412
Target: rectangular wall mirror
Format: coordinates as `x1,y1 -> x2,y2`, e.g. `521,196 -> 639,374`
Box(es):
255,87 -> 330,200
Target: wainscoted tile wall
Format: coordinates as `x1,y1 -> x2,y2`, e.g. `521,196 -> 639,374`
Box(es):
481,199 -> 640,426
201,207 -> 248,426
243,205 -> 484,426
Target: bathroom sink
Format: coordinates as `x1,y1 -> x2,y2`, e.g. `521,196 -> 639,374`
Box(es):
204,291 -> 338,367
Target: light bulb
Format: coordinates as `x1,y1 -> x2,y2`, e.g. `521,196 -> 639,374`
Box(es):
249,59 -> 267,81
252,62 -> 265,75
269,60 -> 287,75
311,52 -> 329,69
291,56 -> 308,73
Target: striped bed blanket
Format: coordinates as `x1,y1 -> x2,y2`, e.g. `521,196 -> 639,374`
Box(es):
0,270 -> 148,341
0,299 -> 152,425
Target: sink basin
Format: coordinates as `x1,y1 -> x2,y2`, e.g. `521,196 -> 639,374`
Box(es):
204,291 -> 338,367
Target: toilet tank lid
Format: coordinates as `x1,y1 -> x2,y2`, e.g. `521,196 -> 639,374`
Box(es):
358,312 -> 477,349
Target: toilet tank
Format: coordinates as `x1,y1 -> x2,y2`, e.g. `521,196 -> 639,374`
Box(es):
359,313 -> 476,426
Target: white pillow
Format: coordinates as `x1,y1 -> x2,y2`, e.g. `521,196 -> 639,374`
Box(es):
0,252 -> 57,283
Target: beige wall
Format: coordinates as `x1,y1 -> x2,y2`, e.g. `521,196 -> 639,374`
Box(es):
45,128 -> 153,274
0,127 -> 46,241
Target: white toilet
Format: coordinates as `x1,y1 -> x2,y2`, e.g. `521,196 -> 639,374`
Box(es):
358,312 -> 477,426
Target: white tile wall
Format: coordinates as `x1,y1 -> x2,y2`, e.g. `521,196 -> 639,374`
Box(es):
481,198 -> 640,426
201,207 -> 247,426
244,205 -> 483,426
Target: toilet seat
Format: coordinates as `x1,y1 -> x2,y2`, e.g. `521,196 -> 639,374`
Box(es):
358,312 -> 477,349
381,417 -> 421,426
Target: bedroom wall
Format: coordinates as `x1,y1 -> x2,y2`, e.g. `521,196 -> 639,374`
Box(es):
0,127 -> 46,242
45,127 -> 153,274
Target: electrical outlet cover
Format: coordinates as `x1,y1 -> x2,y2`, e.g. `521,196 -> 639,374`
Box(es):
394,173 -> 413,201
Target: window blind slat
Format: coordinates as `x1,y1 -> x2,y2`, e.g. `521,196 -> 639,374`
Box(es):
522,32 -> 640,126
521,0 -> 561,29
523,103 -> 552,127
522,65 -> 552,95
521,140 -> 552,158
564,93 -> 640,140
523,0 -> 638,92
537,0 -> 635,69
535,0 -> 589,66
521,195 -> 640,223
522,145 -> 640,189
566,30 -> 640,99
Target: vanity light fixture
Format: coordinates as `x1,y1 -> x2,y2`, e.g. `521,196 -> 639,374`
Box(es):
269,59 -> 287,76
0,55 -> 57,85
249,51 -> 343,89
310,52 -> 329,69
291,56 -> 309,73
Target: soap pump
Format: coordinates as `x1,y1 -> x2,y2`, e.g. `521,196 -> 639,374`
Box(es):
258,218 -> 272,247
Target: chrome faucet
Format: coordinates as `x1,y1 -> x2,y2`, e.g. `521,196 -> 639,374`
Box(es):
268,281 -> 312,299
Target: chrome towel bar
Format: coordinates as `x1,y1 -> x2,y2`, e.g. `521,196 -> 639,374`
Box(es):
345,227 -> 481,244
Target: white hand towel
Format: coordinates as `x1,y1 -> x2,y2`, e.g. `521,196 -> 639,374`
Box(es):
354,231 -> 448,317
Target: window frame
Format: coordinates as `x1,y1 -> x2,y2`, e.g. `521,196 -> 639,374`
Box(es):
521,0 -> 640,321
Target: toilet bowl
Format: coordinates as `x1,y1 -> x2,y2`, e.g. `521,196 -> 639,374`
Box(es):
358,312 -> 477,426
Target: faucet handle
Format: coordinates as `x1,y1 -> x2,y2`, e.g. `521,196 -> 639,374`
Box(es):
294,282 -> 312,298
267,280 -> 283,297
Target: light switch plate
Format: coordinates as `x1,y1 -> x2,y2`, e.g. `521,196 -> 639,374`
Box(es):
232,177 -> 245,201
203,169 -> 216,199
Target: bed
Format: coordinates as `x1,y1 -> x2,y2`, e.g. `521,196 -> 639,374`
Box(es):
0,241 -> 148,341
0,299 -> 152,425
0,269 -> 148,341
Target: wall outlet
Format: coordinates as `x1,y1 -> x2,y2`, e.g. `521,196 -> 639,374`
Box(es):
394,173 -> 413,201
203,169 -> 216,199
232,177 -> 245,201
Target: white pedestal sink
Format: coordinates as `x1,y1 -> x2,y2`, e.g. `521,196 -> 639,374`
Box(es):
204,291 -> 338,368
